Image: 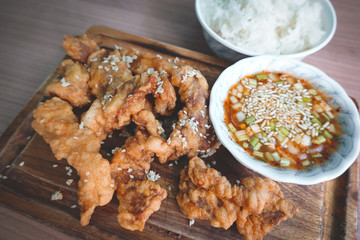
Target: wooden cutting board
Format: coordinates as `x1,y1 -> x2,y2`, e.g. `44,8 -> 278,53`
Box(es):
0,25 -> 358,240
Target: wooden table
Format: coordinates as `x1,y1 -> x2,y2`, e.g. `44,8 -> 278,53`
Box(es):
0,0 -> 359,239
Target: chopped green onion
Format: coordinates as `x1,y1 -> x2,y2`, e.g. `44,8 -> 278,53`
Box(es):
280,158 -> 291,167
250,136 -> 259,147
312,153 -> 323,158
323,130 -> 333,139
302,160 -> 310,166
270,120 -> 276,131
312,135 -> 326,145
279,127 -> 290,136
253,142 -> 262,151
321,113 -> 330,122
311,111 -> 320,118
302,97 -> 312,103
228,123 -> 237,132
249,78 -> 257,86
272,152 -> 281,161
253,151 -> 264,158
308,89 -> 317,95
265,152 -> 273,162
245,116 -> 256,125
235,130 -> 249,141
275,80 -> 285,85
276,132 -> 285,142
256,74 -> 268,80
311,118 -> 322,126
297,101 -> 307,107
293,83 -> 303,91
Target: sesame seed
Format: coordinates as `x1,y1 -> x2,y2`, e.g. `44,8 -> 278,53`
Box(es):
189,219 -> 195,226
51,191 -> 63,201
19,161 -> 24,167
66,179 -> 73,186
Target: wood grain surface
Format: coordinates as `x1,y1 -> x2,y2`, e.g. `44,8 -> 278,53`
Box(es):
0,26 -> 358,240
0,0 -> 359,239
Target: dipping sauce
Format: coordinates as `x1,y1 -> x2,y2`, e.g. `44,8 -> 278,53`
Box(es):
224,72 -> 342,169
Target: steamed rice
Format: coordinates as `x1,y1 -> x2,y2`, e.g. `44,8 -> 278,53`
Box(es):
201,0 -> 325,54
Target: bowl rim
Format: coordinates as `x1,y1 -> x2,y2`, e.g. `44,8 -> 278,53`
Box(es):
195,0 -> 337,58
209,55 -> 360,185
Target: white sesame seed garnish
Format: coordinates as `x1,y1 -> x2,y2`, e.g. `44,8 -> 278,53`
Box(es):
85,171 -> 90,176
70,205 -> 77,208
146,170 -> 160,182
189,219 -> 195,226
51,191 -> 63,201
52,164 -> 58,168
66,179 -> 73,186
19,161 -> 24,167
129,175 -> 134,179
84,179 -> 88,183
60,77 -> 70,87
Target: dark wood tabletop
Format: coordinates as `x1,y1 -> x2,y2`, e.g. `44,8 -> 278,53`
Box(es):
0,0 -> 359,239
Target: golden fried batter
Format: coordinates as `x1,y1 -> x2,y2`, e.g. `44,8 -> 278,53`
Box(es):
82,73 -> 158,140
177,157 -> 300,240
63,34 -> 99,63
177,169 -> 238,229
32,97 -> 114,226
117,180 -> 167,231
33,35 -> 219,231
46,60 -> 91,107
88,49 -> 133,98
110,129 -> 167,231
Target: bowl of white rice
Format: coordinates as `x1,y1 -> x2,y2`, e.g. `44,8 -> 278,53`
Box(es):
195,0 -> 337,61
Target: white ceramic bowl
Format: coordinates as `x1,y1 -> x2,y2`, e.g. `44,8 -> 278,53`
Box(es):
195,0 -> 337,62
210,56 -> 360,185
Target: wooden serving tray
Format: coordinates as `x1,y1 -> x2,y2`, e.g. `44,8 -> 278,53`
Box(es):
0,25 -> 358,240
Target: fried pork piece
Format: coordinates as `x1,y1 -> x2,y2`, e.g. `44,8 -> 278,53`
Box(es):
46,60 -> 91,107
232,178 -> 300,240
152,72 -> 176,116
116,180 -> 167,231
110,128 -> 167,231
81,73 -> 158,140
177,166 -> 238,229
177,157 -> 299,240
131,55 -> 216,163
31,97 -> 115,226
111,129 -> 155,178
127,52 -> 177,116
187,155 -> 232,199
132,109 -> 164,137
159,66 -> 214,162
63,34 -> 99,63
88,49 -> 133,98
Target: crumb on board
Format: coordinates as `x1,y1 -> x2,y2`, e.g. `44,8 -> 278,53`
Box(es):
51,191 -> 63,201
